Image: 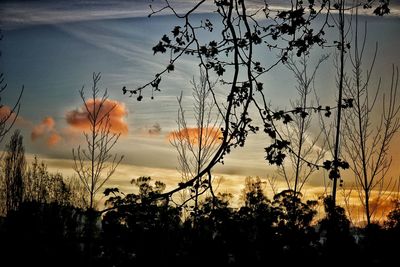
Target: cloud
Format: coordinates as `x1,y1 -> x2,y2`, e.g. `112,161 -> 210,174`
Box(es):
0,105 -> 29,127
168,127 -> 222,146
2,0 -> 400,31
65,98 -> 128,135
47,132 -> 62,147
31,117 -> 55,141
31,116 -> 62,147
30,98 -> 128,148
0,105 -> 15,121
0,0 -> 219,29
147,123 -> 162,135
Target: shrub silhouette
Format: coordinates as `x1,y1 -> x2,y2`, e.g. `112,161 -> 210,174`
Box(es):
101,177 -> 181,266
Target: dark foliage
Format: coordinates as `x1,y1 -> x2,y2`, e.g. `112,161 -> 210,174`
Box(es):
0,176 -> 399,266
0,201 -> 85,267
317,196 -> 357,265
100,177 -> 182,266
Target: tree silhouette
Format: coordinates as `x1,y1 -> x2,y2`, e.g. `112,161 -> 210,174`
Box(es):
1,130 -> 25,215
0,29 -> 23,144
318,195 -> 355,264
272,190 -> 319,265
342,11 -> 400,225
24,156 -> 85,207
73,73 -> 123,209
329,0 -> 350,207
240,176 -> 269,210
102,177 -> 181,266
123,0 -> 333,200
279,54 -> 329,194
186,192 -> 235,266
235,177 -> 277,265
122,0 -> 391,209
170,69 -> 221,220
1,200 -> 85,267
385,199 -> 400,230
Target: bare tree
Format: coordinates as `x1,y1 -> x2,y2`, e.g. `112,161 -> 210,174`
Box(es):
0,75 -> 23,144
1,130 -> 25,214
73,73 -> 123,210
0,30 -> 24,144
0,29 -> 24,215
342,11 -> 400,225
170,69 -> 221,218
279,55 -> 328,195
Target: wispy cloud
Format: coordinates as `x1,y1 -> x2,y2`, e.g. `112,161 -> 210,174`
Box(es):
2,0 -> 399,30
1,0 -> 151,29
0,0 -> 216,29
56,23 -> 155,64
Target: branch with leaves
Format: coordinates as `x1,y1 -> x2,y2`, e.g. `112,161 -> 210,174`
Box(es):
119,0 -> 391,204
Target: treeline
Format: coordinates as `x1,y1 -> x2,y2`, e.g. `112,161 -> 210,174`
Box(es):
0,130 -> 86,216
0,133 -> 399,266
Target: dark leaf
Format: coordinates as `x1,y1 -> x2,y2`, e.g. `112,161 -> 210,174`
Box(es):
172,26 -> 181,37
104,187 -> 120,196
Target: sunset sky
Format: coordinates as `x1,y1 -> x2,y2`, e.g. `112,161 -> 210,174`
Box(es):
1,0 -> 400,210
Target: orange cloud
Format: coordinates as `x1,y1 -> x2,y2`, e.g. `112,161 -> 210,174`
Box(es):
31,117 -> 56,141
168,127 -> 222,146
47,132 -> 61,147
66,98 -> 128,135
0,105 -> 14,121
0,105 -> 28,126
31,116 -> 62,147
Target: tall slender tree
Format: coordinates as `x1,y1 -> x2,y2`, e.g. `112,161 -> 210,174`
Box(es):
330,0 -> 348,207
342,10 -> 400,225
279,54 -> 328,195
73,73 -> 123,209
170,69 -> 221,218
2,130 -> 25,214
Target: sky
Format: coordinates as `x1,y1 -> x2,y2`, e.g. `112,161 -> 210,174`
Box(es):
0,0 -> 400,213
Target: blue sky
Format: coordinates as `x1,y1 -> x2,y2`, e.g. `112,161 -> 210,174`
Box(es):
1,0 -> 400,203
